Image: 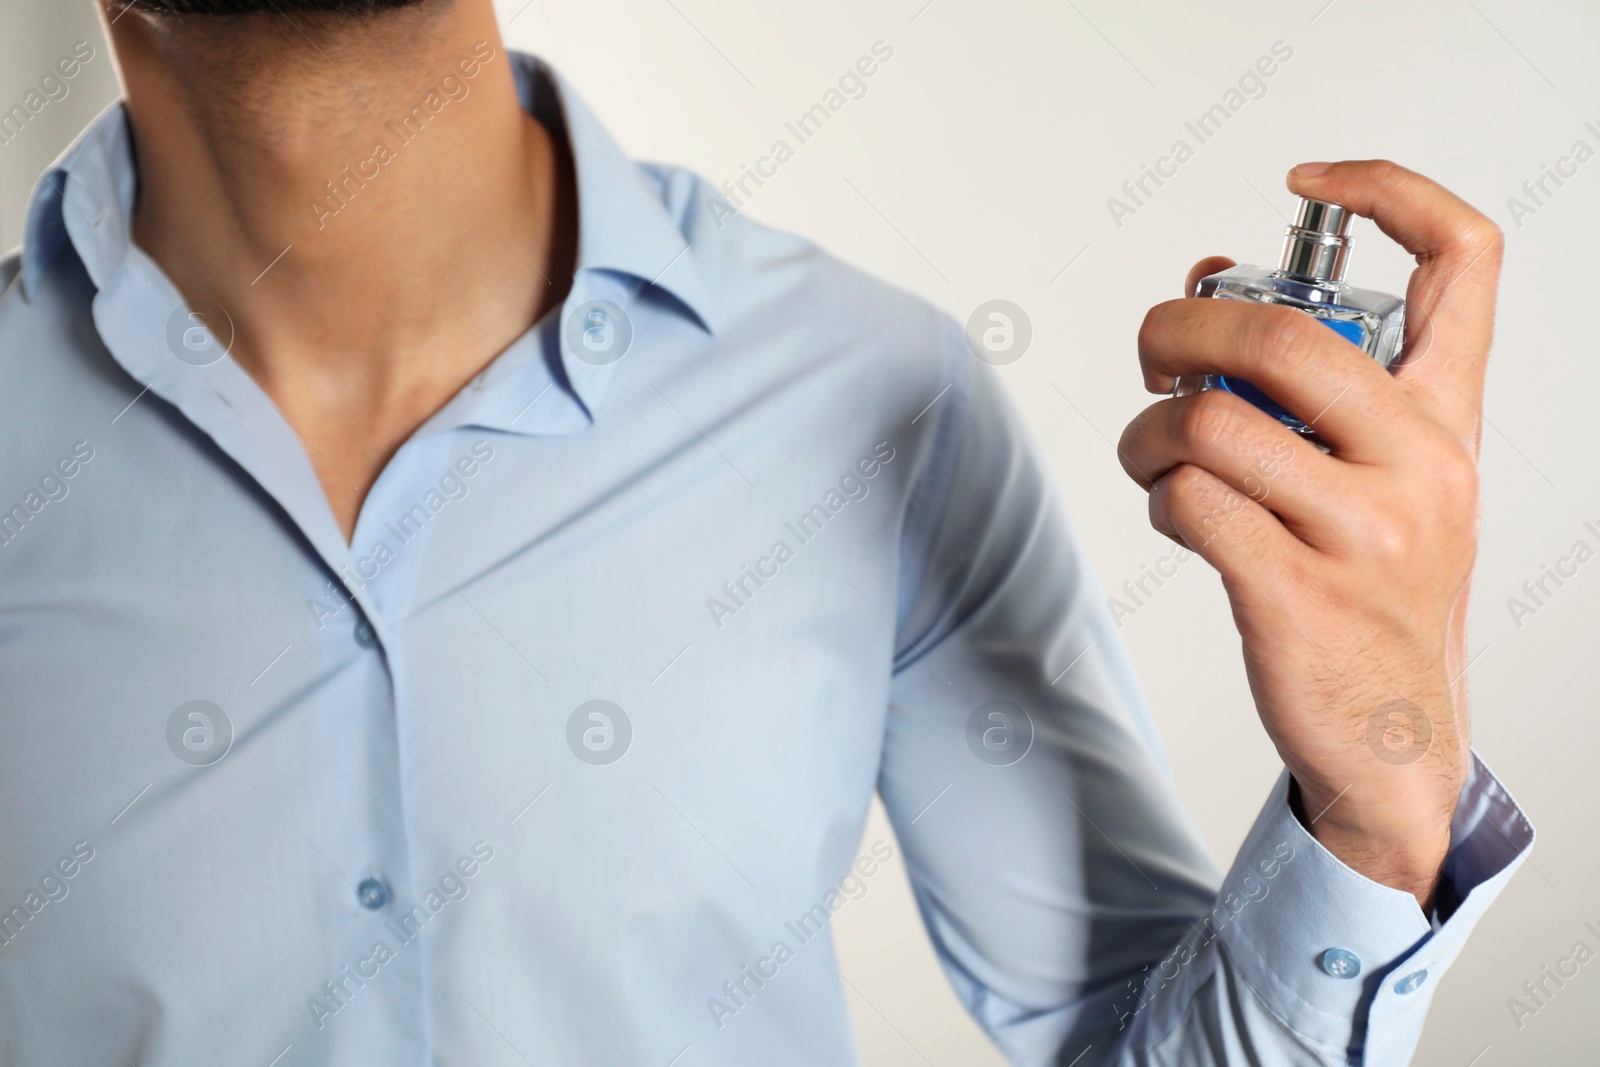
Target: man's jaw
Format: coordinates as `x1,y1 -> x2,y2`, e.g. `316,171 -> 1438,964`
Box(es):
127,0 -> 427,15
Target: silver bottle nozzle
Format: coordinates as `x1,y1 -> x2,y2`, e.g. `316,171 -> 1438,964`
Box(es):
1278,198 -> 1352,283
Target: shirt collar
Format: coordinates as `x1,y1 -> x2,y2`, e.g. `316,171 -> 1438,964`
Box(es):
19,97 -> 135,300
16,49 -> 720,360
511,53 -> 719,336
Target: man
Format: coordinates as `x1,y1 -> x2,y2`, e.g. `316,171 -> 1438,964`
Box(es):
0,0 -> 1530,1063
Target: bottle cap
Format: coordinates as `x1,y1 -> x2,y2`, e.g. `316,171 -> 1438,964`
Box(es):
1293,198 -> 1352,238
1278,197 -> 1353,283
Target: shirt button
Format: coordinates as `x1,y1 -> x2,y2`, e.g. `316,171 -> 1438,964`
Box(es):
1393,969 -> 1428,995
1319,948 -> 1362,979
356,878 -> 389,910
354,618 -> 377,648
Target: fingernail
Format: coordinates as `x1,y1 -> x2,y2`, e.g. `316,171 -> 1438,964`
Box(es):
1292,161 -> 1332,178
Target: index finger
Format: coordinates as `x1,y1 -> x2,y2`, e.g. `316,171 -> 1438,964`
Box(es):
1287,160 -> 1503,444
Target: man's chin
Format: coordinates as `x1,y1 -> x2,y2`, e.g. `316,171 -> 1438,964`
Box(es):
131,0 -> 427,14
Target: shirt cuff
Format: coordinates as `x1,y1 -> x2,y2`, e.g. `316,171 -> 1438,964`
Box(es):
1212,752 -> 1534,1060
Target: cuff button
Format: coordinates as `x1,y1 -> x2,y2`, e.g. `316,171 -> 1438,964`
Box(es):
1319,948 -> 1362,979
1393,969 -> 1429,995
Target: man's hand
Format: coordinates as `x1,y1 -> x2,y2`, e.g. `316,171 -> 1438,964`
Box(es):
1117,160 -> 1504,908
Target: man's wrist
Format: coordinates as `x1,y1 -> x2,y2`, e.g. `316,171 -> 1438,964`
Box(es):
1289,776 -> 1455,910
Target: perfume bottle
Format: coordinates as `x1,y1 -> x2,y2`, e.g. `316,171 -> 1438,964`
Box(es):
1174,198 -> 1405,437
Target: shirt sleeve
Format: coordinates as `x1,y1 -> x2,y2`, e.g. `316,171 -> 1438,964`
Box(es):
878,323 -> 1535,1066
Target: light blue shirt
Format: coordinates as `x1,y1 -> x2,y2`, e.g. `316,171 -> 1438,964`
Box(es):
0,52 -> 1532,1066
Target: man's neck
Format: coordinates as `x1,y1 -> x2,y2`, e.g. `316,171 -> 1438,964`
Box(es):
105,0 -> 576,539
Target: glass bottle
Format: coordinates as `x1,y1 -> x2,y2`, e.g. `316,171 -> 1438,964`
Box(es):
1174,197 -> 1405,437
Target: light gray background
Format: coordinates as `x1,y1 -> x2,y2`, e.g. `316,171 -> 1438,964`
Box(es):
2,1 -> 1593,1063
